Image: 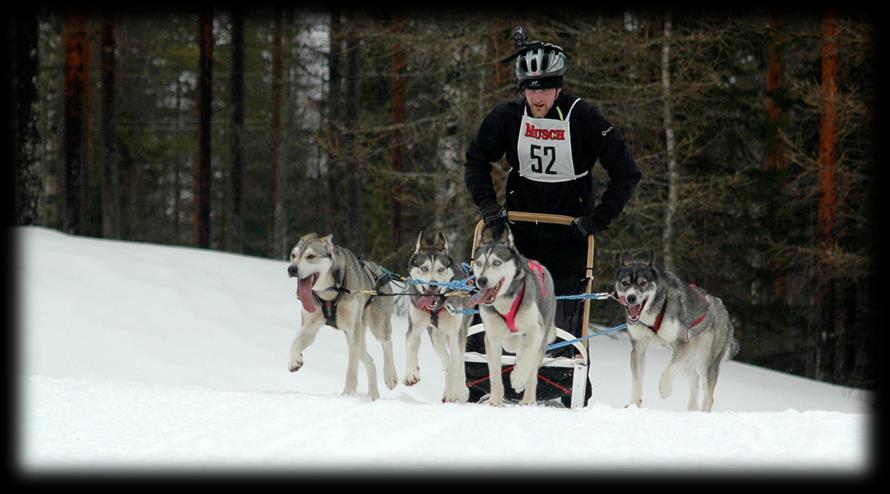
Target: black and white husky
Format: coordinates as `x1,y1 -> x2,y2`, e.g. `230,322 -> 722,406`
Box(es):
403,230 -> 470,403
615,251 -> 740,412
469,225 -> 556,406
287,233 -> 398,400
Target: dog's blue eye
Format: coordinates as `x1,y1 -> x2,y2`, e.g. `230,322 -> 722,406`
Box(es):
421,266 -> 428,272
438,267 -> 445,273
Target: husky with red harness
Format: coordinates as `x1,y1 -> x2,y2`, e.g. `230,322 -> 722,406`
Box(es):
615,250 -> 740,412
469,224 -> 556,406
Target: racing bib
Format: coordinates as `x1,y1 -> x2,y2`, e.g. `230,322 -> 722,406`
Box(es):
516,97 -> 587,183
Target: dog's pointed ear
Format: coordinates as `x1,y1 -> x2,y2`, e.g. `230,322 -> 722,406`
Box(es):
296,232 -> 318,253
503,226 -> 515,247
320,234 -> 334,253
414,230 -> 426,254
621,251 -> 634,266
645,249 -> 655,267
435,232 -> 449,254
480,224 -> 495,244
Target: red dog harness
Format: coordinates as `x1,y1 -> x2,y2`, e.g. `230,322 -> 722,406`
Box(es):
642,284 -> 709,336
496,260 -> 547,333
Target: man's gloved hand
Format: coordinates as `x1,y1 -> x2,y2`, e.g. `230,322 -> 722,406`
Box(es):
480,204 -> 508,230
569,215 -> 602,239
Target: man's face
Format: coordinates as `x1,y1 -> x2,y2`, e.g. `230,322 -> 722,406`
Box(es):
524,88 -> 560,118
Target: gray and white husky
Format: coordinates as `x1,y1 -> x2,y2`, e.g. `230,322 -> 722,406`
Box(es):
615,251 -> 739,412
469,225 -> 556,406
287,233 -> 398,400
403,230 -> 471,403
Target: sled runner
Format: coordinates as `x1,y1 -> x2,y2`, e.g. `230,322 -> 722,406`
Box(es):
464,211 -> 595,409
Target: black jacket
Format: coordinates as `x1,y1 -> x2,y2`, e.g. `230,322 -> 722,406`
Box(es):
464,91 -> 641,245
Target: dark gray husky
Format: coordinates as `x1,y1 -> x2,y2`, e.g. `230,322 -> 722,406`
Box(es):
615,251 -> 739,412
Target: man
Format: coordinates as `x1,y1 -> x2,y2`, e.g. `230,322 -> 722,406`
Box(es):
463,28 -> 642,405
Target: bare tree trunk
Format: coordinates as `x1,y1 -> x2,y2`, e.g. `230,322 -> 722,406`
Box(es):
229,7 -> 245,253
344,12 -> 364,254
271,8 -> 284,257
174,79 -> 183,242
492,23 -> 511,93
193,9 -> 213,248
390,19 -> 405,248
81,17 -> 97,237
13,11 -> 42,226
279,8 -> 295,259
327,8 -> 343,241
660,11 -> 677,272
63,13 -> 90,235
814,11 -> 838,382
100,16 -> 119,239
765,14 -> 785,171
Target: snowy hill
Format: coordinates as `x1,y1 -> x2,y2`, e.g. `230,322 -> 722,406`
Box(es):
16,227 -> 874,477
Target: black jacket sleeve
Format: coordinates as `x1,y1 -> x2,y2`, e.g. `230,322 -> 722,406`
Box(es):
464,103 -> 511,217
585,107 -> 642,231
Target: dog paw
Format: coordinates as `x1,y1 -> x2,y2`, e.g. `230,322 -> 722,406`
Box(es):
403,372 -> 421,387
443,386 -> 470,404
385,374 -> 399,390
482,394 -> 504,407
509,369 -> 527,393
288,358 -> 303,373
624,399 -> 642,408
518,396 -> 537,406
456,385 -> 469,403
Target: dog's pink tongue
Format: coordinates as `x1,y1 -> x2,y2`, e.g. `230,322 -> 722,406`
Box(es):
414,294 -> 438,309
297,276 -> 317,313
627,304 -> 643,320
467,287 -> 496,308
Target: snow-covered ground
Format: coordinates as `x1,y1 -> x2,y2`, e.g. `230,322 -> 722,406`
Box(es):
16,227 -> 874,478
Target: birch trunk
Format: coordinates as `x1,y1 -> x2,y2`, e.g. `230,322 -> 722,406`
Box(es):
271,8 -> 284,257
660,12 -> 677,272
391,19 -> 406,248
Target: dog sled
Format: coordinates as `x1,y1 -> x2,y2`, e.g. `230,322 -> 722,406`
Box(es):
464,211 -> 595,409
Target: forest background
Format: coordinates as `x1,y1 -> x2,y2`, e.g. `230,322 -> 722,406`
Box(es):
9,6 -> 880,390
